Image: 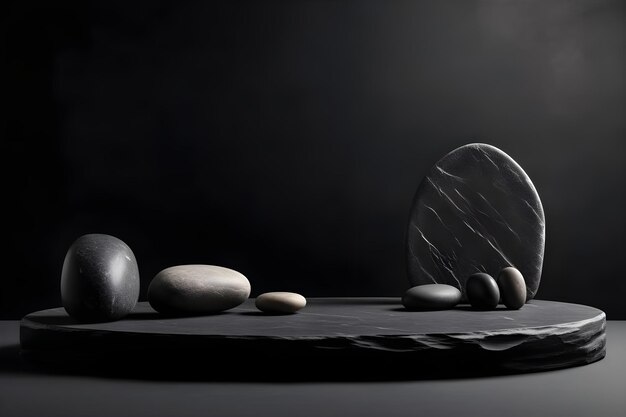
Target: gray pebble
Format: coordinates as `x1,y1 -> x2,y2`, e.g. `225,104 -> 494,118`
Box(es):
255,292 -> 306,314
148,265 -> 250,315
497,267 -> 527,309
402,284 -> 461,311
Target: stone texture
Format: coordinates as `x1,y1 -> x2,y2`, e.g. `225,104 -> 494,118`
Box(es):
21,299 -> 606,375
255,292 -> 306,313
61,234 -> 140,322
406,143 -> 545,301
497,267 -> 527,310
466,272 -> 500,310
147,265 -> 251,315
402,284 -> 461,311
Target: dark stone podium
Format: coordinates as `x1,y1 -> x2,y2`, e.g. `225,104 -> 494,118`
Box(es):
20,298 -> 605,380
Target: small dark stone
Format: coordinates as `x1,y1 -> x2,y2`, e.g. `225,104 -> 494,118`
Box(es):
61,234 -> 140,322
466,273 -> 500,310
402,284 -> 461,311
497,267 -> 527,310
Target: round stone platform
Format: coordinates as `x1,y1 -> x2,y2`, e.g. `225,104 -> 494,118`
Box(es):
20,298 -> 606,379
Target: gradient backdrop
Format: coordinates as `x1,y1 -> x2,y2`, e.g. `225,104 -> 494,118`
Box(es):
3,0 -> 625,318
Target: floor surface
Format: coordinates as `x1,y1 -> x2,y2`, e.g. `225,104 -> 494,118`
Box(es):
1,321 -> 624,417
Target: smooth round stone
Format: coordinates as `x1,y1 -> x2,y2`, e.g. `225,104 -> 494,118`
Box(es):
255,292 -> 306,314
147,265 -> 251,315
406,143 -> 545,302
497,267 -> 527,310
61,234 -> 140,322
466,272 -> 500,310
402,284 -> 461,311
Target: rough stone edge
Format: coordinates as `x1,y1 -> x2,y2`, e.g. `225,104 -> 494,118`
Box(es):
20,311 -> 605,352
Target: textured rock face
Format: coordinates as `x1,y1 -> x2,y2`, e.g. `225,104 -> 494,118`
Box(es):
148,265 -> 251,315
406,143 -> 545,301
61,234 -> 140,322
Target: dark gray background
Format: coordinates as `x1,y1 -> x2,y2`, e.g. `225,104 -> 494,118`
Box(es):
3,0 -> 625,319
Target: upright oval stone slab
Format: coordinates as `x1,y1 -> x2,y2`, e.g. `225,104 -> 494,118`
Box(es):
406,143 -> 545,301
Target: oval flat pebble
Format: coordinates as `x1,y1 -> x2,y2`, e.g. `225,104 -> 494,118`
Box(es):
61,234 -> 140,322
147,265 -> 251,315
466,272 -> 500,310
402,284 -> 461,311
497,267 -> 527,309
255,292 -> 306,314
